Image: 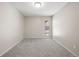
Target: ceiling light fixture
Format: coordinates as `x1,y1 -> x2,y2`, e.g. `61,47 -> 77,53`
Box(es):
34,2 -> 42,8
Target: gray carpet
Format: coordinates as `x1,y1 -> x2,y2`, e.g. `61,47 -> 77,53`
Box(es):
2,39 -> 75,57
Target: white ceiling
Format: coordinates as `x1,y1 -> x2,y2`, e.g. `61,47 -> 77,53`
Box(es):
10,2 -> 67,16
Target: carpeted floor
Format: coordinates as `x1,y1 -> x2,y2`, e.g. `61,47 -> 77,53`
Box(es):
2,39 -> 75,57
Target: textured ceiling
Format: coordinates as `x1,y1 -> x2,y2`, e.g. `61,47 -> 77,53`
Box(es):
10,2 -> 67,16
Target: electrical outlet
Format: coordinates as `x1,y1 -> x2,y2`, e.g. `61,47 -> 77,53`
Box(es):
73,45 -> 76,49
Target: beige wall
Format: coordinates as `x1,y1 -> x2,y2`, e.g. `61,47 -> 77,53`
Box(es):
0,3 -> 24,56
24,16 -> 52,39
53,2 -> 79,56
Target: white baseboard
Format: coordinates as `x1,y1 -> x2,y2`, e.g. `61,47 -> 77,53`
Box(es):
53,39 -> 78,57
0,38 -> 23,56
24,38 -> 51,39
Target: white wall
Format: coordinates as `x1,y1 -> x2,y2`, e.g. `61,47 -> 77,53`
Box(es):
24,16 -> 52,39
53,2 -> 79,56
0,3 -> 24,56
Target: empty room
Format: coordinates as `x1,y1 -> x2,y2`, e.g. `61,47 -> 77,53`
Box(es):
0,1 -> 79,57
